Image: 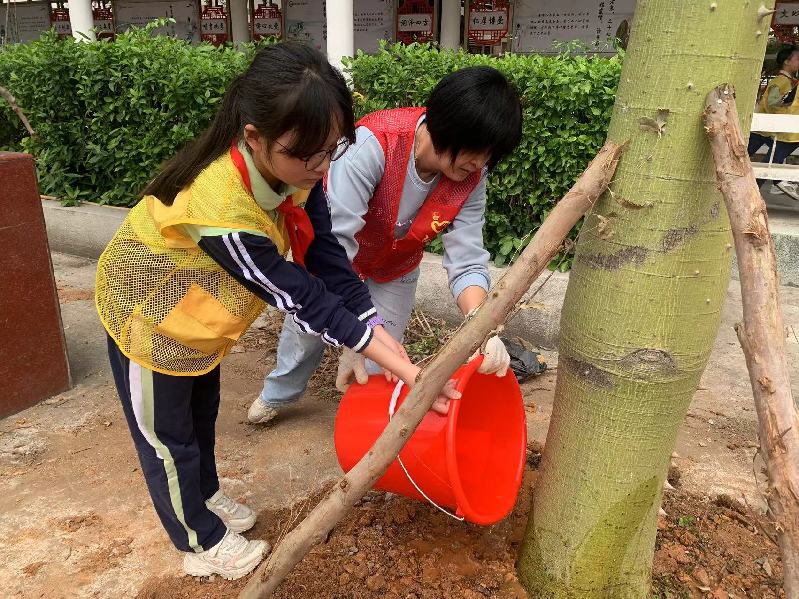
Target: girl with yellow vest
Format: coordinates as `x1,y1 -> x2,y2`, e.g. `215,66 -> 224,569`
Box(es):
749,45 -> 799,199
96,42 -> 459,580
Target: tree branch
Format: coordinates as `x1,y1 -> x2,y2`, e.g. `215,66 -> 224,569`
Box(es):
0,85 -> 36,138
703,83 -> 799,598
239,140 -> 625,599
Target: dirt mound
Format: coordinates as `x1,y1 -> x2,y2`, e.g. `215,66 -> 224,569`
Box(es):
136,460 -> 783,599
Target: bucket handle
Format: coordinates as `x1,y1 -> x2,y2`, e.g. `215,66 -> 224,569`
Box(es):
386,357 -> 484,523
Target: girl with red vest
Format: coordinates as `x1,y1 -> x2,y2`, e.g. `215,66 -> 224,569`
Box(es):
249,66 -> 523,425
96,43 -> 457,580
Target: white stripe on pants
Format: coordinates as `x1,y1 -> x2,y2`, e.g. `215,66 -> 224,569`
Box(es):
258,268 -> 421,406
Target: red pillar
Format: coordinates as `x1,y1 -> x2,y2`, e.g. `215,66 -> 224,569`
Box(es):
0,153 -> 71,417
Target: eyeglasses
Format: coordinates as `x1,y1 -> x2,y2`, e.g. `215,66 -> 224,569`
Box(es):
275,138 -> 351,171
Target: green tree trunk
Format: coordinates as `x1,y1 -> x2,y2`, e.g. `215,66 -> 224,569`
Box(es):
517,2 -> 773,597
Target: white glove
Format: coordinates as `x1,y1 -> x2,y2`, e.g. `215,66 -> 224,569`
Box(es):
335,348 -> 369,393
473,336 -> 511,377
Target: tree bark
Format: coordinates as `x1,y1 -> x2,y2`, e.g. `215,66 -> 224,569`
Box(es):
703,83 -> 799,598
0,85 -> 36,138
239,141 -> 624,599
518,2 -> 774,597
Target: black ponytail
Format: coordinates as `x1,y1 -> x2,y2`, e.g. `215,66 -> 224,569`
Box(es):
143,42 -> 356,205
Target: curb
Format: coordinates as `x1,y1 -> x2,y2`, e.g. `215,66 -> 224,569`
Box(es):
42,199 -> 127,260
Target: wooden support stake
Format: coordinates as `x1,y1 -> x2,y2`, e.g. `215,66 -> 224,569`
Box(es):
240,141 -> 624,599
0,85 -> 36,138
704,83 -> 799,598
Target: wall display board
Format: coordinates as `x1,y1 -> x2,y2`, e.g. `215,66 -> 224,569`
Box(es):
0,1 -> 52,43
511,0 -> 634,54
284,0 -> 326,52
354,0 -> 393,53
115,0 -> 200,42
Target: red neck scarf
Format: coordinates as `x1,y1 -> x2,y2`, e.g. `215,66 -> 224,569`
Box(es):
229,141 -> 314,267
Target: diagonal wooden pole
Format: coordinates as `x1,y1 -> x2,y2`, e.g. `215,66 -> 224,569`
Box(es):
703,84 -> 799,598
0,85 -> 36,138
240,140 -> 624,599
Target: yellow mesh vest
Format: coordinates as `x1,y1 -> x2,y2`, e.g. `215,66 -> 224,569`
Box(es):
758,74 -> 799,143
96,151 -> 292,376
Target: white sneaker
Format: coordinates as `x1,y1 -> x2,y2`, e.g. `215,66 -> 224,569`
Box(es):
770,183 -> 785,195
247,398 -> 280,425
776,180 -> 799,200
205,490 -> 256,533
183,529 -> 270,580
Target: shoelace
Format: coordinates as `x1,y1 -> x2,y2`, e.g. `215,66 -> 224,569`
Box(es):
212,493 -> 240,515
216,530 -> 247,558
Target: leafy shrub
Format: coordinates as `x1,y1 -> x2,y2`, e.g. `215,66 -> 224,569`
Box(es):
0,33 -> 621,265
0,22 -> 255,204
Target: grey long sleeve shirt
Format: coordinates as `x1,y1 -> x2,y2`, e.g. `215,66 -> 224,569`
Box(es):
326,120 -> 491,301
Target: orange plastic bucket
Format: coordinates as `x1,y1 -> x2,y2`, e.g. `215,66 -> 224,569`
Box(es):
333,357 -> 527,525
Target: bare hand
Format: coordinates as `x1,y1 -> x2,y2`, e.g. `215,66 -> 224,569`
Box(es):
372,325 -> 411,383
429,379 -> 462,415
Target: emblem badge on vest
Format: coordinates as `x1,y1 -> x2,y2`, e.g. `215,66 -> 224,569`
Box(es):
430,212 -> 451,235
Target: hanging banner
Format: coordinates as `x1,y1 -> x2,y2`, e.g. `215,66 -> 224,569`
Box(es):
93,2 -> 116,39
0,1 -> 51,43
252,1 -> 282,41
395,0 -> 434,44
200,1 -> 228,44
354,0 -> 393,53
512,0 -> 635,54
467,0 -> 509,46
775,2 -> 799,24
773,2 -> 799,44
115,0 -> 200,42
284,0 -> 326,52
50,6 -> 72,38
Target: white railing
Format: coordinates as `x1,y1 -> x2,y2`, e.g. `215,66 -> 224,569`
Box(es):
750,113 -> 799,182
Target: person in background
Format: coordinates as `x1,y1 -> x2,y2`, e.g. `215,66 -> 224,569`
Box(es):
248,66 -> 522,425
96,42 -> 459,580
749,45 -> 799,199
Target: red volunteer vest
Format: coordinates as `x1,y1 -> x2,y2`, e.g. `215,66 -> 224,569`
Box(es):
351,107 -> 481,283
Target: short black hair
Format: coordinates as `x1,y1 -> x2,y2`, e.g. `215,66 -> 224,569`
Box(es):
777,45 -> 799,70
425,66 -> 522,170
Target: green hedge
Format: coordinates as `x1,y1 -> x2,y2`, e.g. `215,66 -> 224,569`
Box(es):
346,42 -> 622,266
0,23 -> 254,204
0,33 -> 621,265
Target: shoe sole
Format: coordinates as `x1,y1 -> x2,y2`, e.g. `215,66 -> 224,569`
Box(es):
247,414 -> 278,425
183,542 -> 271,580
247,410 -> 279,425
